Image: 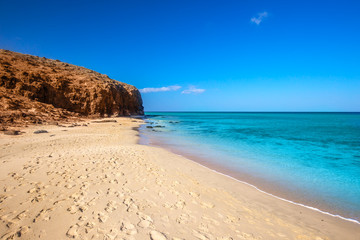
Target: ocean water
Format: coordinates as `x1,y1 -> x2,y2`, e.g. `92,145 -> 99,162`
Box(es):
140,112 -> 360,221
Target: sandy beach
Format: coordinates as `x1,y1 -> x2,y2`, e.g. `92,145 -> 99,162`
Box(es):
0,118 -> 359,240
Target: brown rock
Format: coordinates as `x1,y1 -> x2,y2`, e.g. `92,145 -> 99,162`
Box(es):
0,49 -> 143,127
3,130 -> 20,135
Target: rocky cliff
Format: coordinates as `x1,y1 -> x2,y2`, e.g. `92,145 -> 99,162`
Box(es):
0,50 -> 143,126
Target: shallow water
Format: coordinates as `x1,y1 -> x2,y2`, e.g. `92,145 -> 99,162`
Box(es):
140,112 -> 360,221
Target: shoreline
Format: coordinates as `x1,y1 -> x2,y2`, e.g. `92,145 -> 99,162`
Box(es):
139,125 -> 360,225
1,117 -> 359,239
175,152 -> 360,225
139,117 -> 360,224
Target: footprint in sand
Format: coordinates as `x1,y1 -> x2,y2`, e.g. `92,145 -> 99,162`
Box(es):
176,213 -> 195,224
150,230 -> 167,240
64,184 -> 76,189
77,216 -> 87,225
120,221 -> 137,235
97,212 -> 108,223
78,204 -> 88,213
67,205 -> 78,214
200,202 -> 215,209
4,218 -> 17,229
14,210 -> 28,221
123,197 -> 139,212
201,216 -> 220,226
18,226 -> 31,237
66,224 -> 79,238
1,231 -> 17,240
104,230 -> 118,240
85,221 -> 96,229
189,192 -> 200,198
87,197 -> 97,206
0,195 -> 8,203
174,200 -> 186,209
33,208 -> 53,222
192,230 -> 210,240
53,197 -> 67,206
137,219 -> 151,228
105,201 -> 117,213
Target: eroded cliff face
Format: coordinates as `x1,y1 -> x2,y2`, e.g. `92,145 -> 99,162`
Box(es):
0,49 -> 143,126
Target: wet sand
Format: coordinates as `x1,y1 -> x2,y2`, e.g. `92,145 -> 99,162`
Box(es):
0,118 -> 359,239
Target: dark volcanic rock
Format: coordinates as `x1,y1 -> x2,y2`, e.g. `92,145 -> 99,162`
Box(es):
34,130 -> 48,134
0,49 -> 144,127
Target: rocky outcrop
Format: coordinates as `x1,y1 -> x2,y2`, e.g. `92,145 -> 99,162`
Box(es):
0,49 -> 143,126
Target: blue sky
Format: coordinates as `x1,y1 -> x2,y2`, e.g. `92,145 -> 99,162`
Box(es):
1,0 -> 359,111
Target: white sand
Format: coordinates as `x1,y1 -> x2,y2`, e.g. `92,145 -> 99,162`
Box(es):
0,118 -> 359,240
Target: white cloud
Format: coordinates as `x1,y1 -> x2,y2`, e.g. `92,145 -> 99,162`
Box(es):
181,86 -> 205,94
251,11 -> 268,25
139,85 -> 181,93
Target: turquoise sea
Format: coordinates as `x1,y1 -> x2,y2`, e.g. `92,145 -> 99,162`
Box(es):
140,112 -> 360,222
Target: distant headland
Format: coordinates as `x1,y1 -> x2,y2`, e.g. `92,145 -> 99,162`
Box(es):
0,49 -> 143,128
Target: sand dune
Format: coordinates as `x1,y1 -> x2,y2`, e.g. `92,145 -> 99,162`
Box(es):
0,118 -> 358,239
